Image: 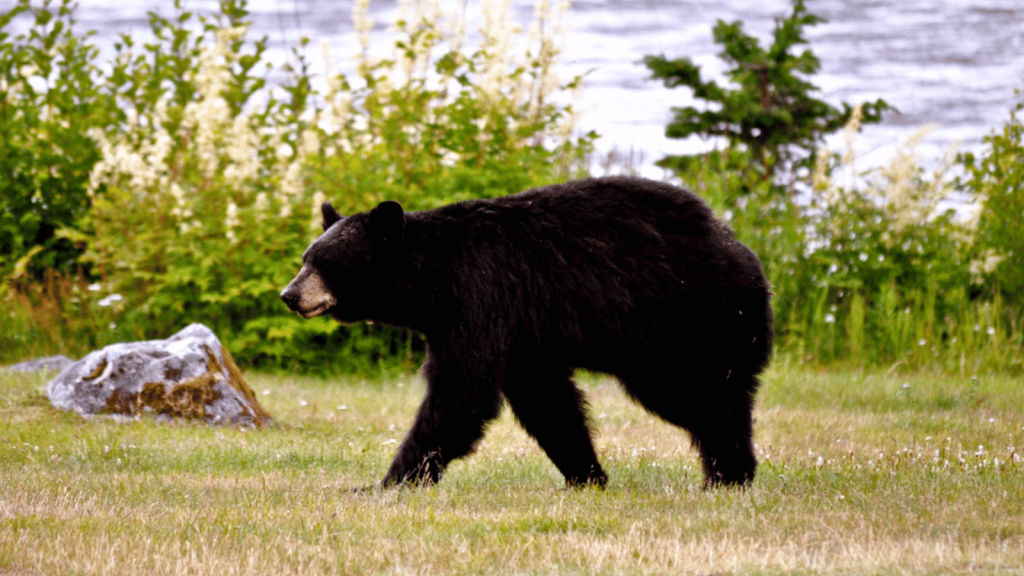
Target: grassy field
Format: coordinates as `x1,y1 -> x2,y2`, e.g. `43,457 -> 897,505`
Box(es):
1,360 -> 1022,575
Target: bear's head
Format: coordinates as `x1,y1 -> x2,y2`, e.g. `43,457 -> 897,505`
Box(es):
280,200 -> 405,323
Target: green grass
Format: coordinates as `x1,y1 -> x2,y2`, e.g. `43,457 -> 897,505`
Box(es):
1,363 -> 1022,575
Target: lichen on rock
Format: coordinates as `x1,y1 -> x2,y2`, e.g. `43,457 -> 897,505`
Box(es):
46,324 -> 271,427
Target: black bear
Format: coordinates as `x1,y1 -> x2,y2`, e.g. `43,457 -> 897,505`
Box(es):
281,176 -> 773,488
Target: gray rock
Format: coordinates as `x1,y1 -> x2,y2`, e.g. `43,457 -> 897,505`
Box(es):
7,355 -> 75,373
46,323 -> 271,427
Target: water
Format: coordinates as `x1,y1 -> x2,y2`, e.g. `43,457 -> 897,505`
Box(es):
8,0 -> 1024,177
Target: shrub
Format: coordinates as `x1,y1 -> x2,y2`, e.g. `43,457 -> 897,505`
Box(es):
55,0 -> 591,373
802,109 -> 990,367
959,95 -> 1024,300
0,0 -> 115,285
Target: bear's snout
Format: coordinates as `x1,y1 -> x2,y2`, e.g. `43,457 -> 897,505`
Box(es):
280,285 -> 301,311
280,265 -> 337,318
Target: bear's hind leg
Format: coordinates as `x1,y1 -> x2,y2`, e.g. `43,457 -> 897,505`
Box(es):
686,387 -> 757,488
503,369 -> 607,488
621,370 -> 758,488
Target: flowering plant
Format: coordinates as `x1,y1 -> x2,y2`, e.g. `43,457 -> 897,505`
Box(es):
68,0 -> 591,372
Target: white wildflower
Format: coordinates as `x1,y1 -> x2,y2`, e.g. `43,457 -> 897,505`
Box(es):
310,191 -> 326,231
98,294 -> 123,307
298,129 -> 321,158
353,0 -> 374,63
225,201 -> 240,243
223,108 -> 261,188
812,144 -> 830,193
440,149 -> 460,168
254,192 -> 269,215
968,248 -> 1005,284
842,103 -> 862,170
169,183 -> 187,218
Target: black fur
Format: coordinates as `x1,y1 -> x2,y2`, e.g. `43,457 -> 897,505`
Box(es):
283,176 -> 774,488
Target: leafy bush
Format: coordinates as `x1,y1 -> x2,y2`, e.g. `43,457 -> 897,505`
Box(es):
802,111 -> 997,367
44,0 -> 590,373
0,0 -> 115,284
959,96 -> 1024,300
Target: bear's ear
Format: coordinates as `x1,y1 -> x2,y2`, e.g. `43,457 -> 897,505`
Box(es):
322,202 -> 344,231
368,200 -> 405,247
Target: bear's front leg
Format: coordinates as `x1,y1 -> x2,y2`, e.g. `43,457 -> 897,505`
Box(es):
379,375 -> 503,488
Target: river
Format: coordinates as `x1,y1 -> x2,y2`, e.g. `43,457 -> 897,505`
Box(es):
10,0 -> 1024,177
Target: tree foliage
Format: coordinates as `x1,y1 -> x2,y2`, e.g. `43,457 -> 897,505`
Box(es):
643,0 -> 889,191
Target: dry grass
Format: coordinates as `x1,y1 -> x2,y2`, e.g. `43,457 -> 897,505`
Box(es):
1,364 -> 1022,575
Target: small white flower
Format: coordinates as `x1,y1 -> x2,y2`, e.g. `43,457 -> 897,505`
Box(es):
859,252 -> 868,262
918,339 -> 926,346
824,313 -> 836,324
434,147 -> 458,167
97,294 -> 123,307
337,405 -> 348,411
263,390 -> 270,395
987,327 -> 996,335
974,325 -> 981,332
88,283 -> 101,292
299,399 -> 308,407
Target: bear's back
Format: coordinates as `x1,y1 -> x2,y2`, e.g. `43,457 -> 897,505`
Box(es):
403,176 -> 771,373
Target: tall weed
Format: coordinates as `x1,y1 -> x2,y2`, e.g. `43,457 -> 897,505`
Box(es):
792,107 -> 1021,371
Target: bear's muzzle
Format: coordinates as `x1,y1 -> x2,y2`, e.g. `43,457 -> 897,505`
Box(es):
281,264 -> 337,318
